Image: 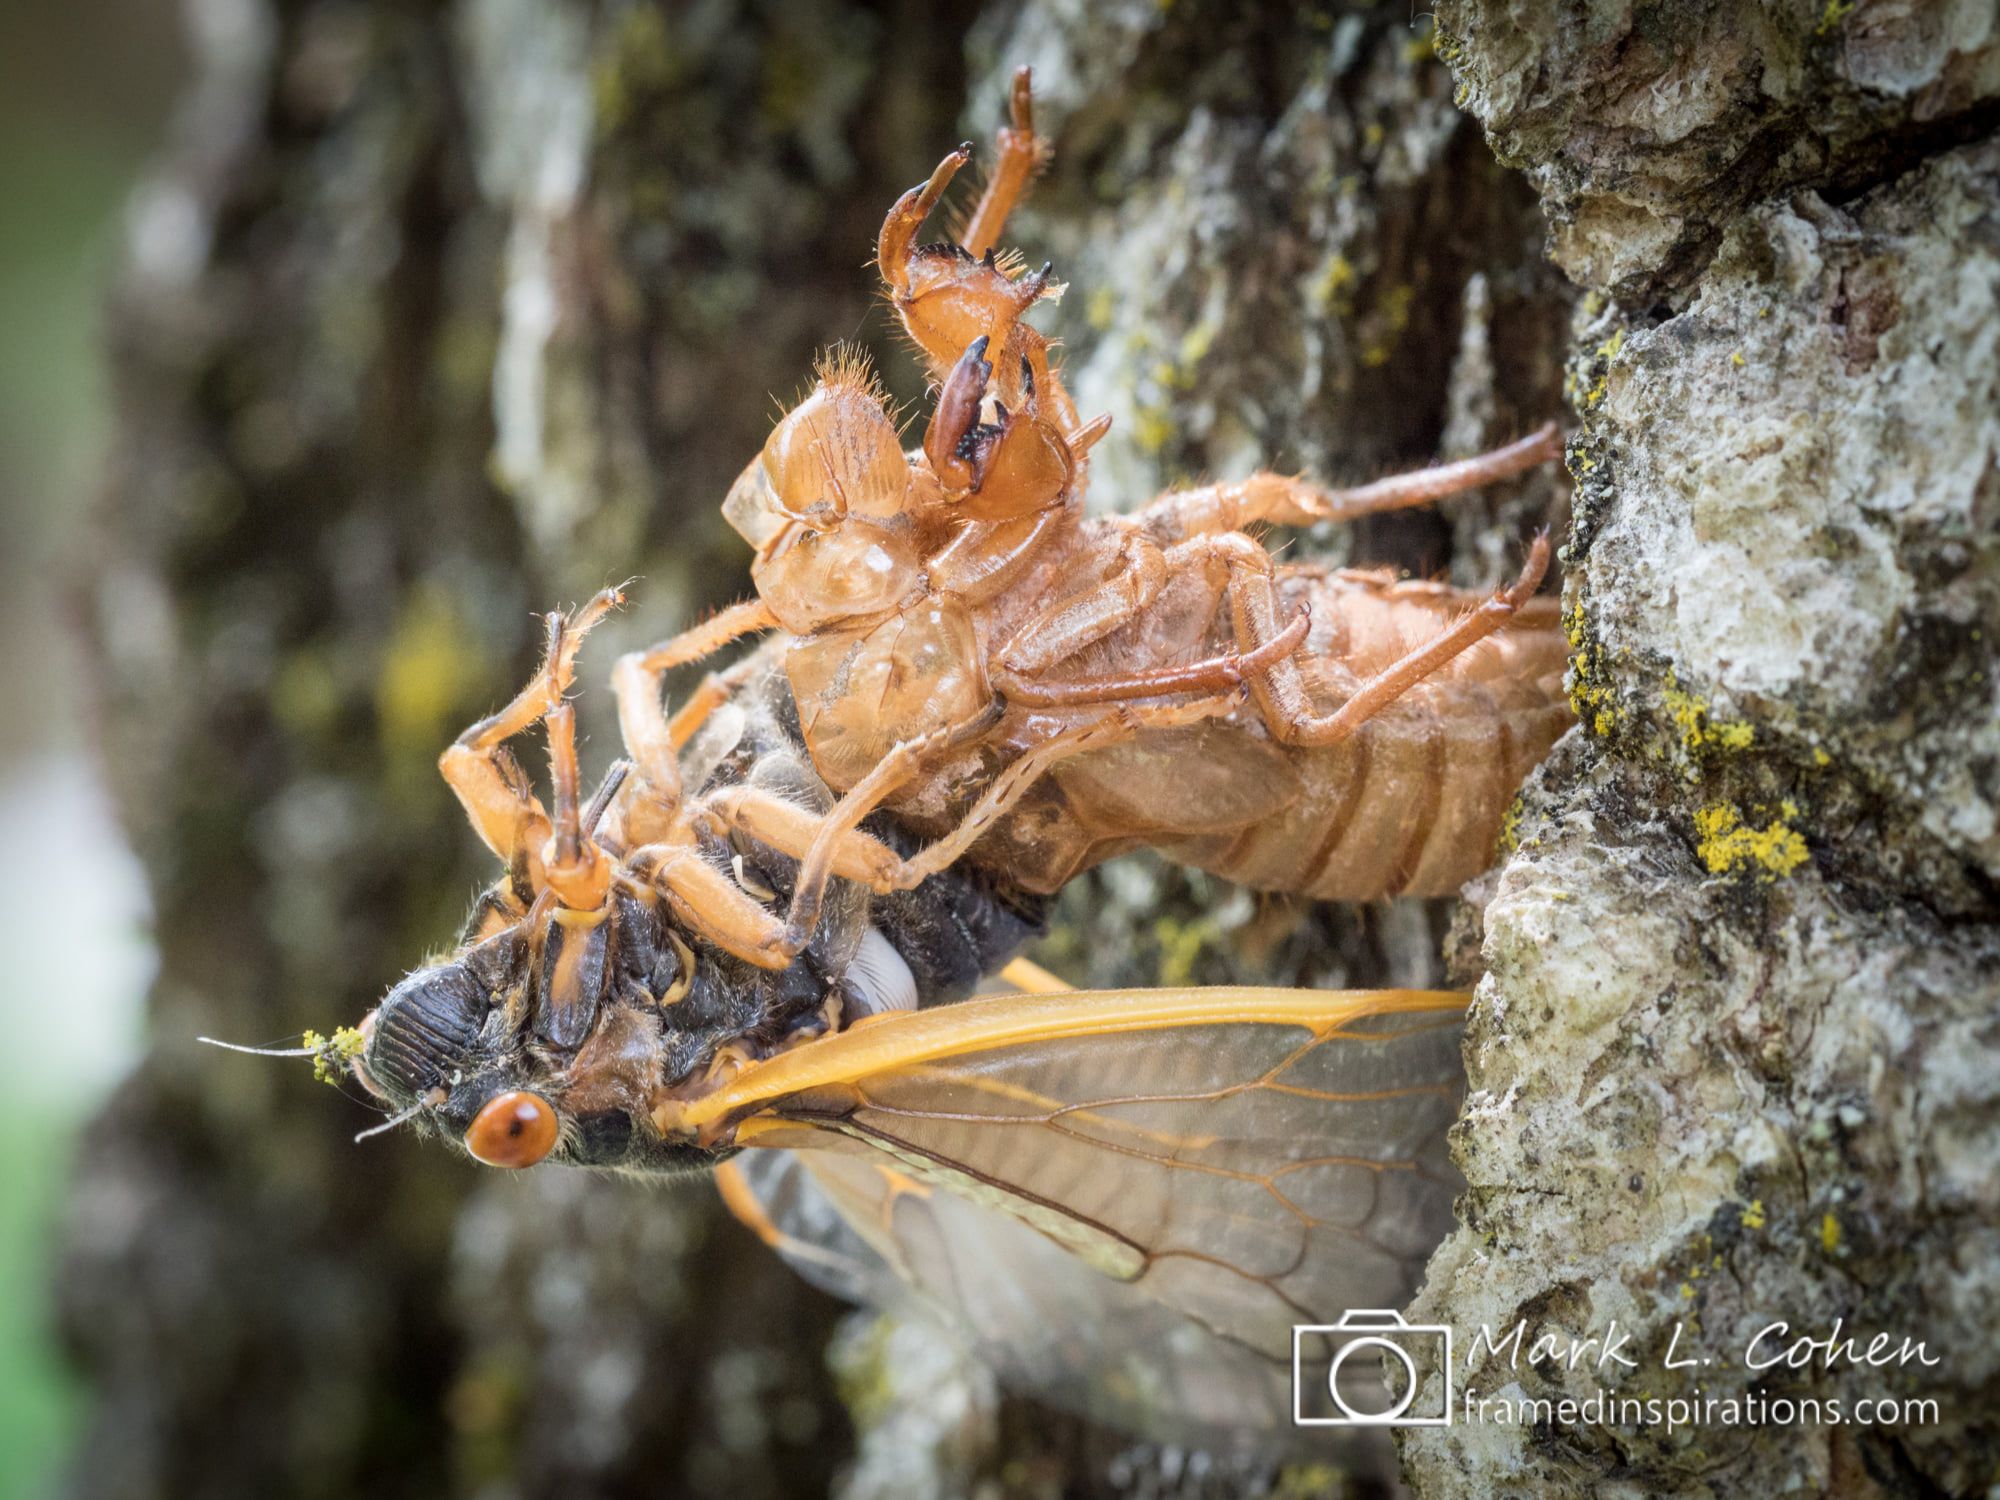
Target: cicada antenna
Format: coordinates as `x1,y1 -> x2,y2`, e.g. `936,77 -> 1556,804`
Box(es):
198,1025 -> 367,1085
353,1087 -> 446,1144
196,1037 -> 316,1056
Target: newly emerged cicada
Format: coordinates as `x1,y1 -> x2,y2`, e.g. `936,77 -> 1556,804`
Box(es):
211,69 -> 1573,1458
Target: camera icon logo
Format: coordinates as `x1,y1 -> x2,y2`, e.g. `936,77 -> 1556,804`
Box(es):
1292,1310 -> 1454,1427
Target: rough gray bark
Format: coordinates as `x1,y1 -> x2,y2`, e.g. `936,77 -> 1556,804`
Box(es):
1401,3 -> 2000,1495
64,0 -> 1993,1496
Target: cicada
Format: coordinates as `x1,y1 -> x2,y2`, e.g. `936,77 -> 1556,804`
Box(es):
210,68 -> 1570,1460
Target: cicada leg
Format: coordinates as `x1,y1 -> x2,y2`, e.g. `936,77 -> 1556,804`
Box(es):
1133,424 -> 1562,543
625,701 -> 1006,972
958,66 -> 1047,258
439,586 -> 622,896
669,655 -> 762,749
541,701 -> 612,909
1230,534 -> 1553,747
612,598 -> 777,836
876,144 -> 972,303
877,143 -> 1057,389
706,692 -> 1241,896
921,327 -> 1075,515
877,66 -> 1050,300
989,531 -> 1309,707
624,834 -> 796,969
997,956 -> 1074,994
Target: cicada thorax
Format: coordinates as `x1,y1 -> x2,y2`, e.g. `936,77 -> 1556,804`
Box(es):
748,521 -> 927,635
783,598 -> 993,791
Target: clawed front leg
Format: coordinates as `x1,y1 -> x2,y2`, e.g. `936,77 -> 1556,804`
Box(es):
877,143 -> 973,302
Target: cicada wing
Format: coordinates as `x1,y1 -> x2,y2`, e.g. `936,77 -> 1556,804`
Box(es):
728,1136 -> 1311,1454
706,988 -> 1466,1452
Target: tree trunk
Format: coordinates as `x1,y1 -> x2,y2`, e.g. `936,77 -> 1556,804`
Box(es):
1403,2 -> 2000,1494
61,1 -> 1993,1497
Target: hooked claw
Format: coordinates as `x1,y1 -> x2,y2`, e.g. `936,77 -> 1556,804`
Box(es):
925,335 -> 993,492
878,143 -> 975,294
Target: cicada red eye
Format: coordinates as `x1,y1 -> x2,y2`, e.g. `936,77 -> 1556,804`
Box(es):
465,1091 -> 558,1168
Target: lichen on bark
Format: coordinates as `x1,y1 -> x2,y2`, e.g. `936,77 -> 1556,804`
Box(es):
1403,4 -> 2000,1494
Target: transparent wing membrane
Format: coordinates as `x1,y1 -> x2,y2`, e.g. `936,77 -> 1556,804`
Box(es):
719,988 -> 1467,1457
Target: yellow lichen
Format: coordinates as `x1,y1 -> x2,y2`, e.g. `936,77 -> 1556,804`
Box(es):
1596,327 -> 1626,360
1272,1466 -> 1349,1500
1812,746 -> 1831,766
592,5 -> 675,132
1729,350 -> 1747,368
1360,284 -> 1415,368
1662,670 -> 1754,755
1310,252 -> 1357,317
1154,915 -> 1218,989
1741,1198 -> 1767,1231
1564,598 -> 1622,736
1132,403 -> 1174,455
1494,795 -> 1526,858
272,648 -> 342,740
1820,1211 -> 1842,1252
1694,803 -> 1810,880
1816,0 -> 1855,35
1177,319 -> 1217,367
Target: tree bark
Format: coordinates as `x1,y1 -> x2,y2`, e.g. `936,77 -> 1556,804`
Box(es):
63,0 -> 1992,1496
1402,2 -> 2000,1495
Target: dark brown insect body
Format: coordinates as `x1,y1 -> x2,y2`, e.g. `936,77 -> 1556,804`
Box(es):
349,646 -> 1049,1174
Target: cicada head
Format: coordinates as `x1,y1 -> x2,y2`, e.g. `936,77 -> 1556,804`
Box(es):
335,885 -> 851,1175
723,357 -> 930,635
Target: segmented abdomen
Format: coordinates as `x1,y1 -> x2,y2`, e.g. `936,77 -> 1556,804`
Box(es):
1163,567 -> 1572,900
